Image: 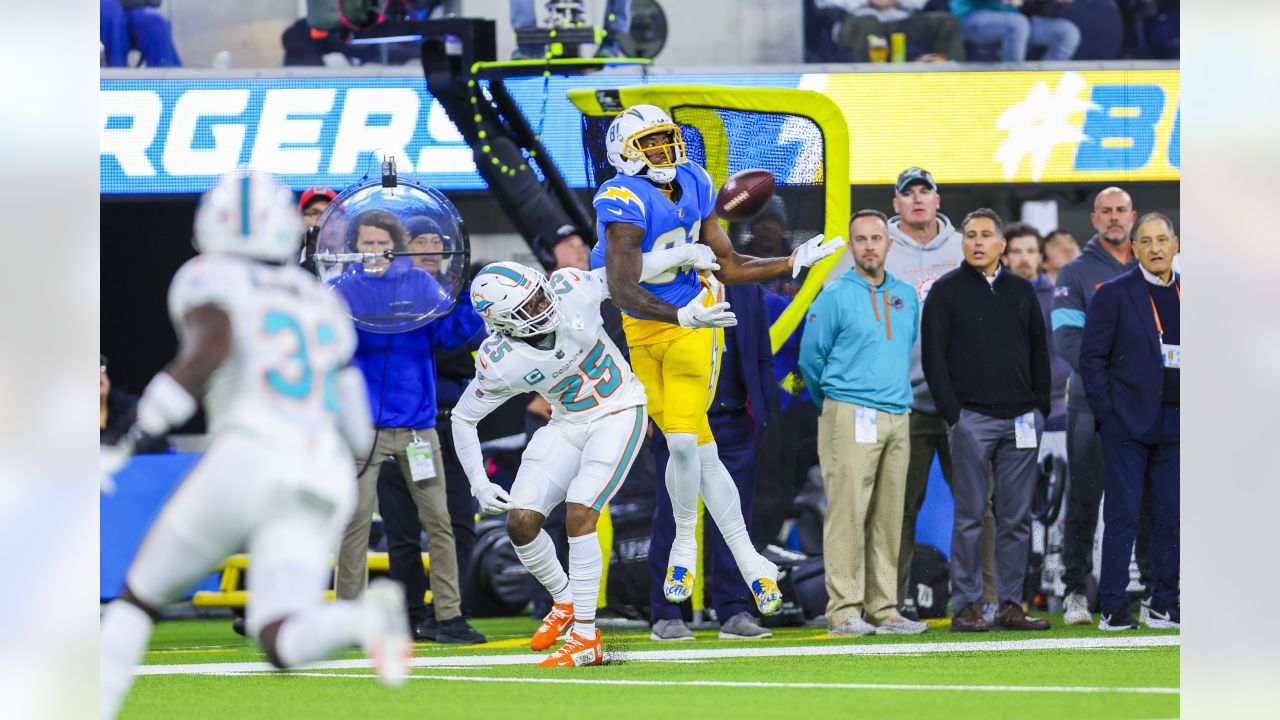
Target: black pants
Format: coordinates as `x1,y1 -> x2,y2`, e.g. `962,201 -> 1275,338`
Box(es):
377,414 -> 479,626
1062,406 -> 1152,601
751,402 -> 819,550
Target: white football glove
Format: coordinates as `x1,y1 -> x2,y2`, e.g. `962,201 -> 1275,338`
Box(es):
790,233 -> 847,278
677,288 -> 737,329
473,482 -> 513,516
685,244 -> 721,273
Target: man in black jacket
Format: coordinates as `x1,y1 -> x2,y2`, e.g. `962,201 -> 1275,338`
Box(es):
921,209 -> 1052,633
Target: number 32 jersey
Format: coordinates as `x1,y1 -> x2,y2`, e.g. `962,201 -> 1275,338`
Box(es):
452,268 -> 647,428
167,253 -> 358,439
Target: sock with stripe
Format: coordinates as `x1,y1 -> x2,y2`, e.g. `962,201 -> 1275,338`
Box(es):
514,530 -> 572,605
567,532 -> 602,640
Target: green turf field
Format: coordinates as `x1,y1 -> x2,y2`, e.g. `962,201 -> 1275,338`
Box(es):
123,615 -> 1179,719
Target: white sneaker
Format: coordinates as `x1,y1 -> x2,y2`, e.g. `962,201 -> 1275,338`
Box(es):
828,616 -> 876,637
1063,593 -> 1092,626
876,615 -> 928,635
362,579 -> 413,687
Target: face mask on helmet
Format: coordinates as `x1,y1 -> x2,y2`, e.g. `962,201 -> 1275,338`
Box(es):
605,105 -> 688,186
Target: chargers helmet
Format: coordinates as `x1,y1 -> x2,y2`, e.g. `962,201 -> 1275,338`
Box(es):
193,166 -> 303,263
605,104 -> 687,185
470,261 -> 562,338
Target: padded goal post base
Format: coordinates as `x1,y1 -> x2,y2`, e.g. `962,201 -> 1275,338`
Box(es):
191,552 -> 432,610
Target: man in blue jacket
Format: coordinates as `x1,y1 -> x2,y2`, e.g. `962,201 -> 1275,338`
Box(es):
1080,212 -> 1180,631
331,209 -> 486,644
800,210 -> 926,636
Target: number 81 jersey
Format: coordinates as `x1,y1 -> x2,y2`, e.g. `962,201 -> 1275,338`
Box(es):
453,268 -> 647,427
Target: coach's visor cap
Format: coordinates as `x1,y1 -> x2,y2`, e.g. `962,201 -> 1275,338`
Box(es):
895,167 -> 937,194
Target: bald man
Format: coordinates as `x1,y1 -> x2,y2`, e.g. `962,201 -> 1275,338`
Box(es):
1051,187 -> 1141,626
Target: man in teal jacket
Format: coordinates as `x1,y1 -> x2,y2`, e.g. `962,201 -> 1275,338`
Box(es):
800,209 -> 925,637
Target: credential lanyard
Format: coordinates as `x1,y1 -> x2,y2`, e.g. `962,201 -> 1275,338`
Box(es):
1148,282 -> 1181,344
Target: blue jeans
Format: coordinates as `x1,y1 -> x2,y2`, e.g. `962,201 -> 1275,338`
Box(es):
100,1 -> 182,67
1097,407 -> 1179,612
961,10 -> 1080,62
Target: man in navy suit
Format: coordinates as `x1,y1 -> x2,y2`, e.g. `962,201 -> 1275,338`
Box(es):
1080,212 -> 1181,631
648,282 -> 779,641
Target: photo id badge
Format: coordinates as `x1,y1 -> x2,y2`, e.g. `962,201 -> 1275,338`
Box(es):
1014,412 -> 1037,449
855,406 -> 878,444
406,438 -> 437,481
1161,343 -> 1181,369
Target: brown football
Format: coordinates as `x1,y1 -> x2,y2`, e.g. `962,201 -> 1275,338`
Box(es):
715,169 -> 776,221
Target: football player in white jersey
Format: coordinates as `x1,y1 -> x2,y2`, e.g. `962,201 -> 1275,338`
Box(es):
99,169 -> 413,720
451,245 -> 718,668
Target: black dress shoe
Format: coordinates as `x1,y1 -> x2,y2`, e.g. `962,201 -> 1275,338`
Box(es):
435,616 -> 487,644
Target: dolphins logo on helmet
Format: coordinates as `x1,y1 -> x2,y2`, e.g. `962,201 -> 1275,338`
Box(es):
605,104 -> 688,185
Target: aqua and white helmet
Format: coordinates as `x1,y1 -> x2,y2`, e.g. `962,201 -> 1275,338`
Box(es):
605,104 -> 687,185
469,261 -> 562,338
193,166 -> 303,263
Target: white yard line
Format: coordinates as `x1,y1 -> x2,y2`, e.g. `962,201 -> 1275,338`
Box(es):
227,671 -> 1179,695
137,635 -> 1178,677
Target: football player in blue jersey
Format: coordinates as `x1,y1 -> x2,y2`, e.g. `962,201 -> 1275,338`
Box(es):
589,104 -> 845,614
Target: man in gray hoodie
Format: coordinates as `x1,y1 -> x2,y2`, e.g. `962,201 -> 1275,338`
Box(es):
883,167 -> 995,618
1051,186 -> 1141,626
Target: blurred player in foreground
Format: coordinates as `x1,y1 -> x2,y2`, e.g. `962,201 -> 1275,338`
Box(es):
591,104 -> 845,611
99,169 -> 412,719
451,245 -> 717,667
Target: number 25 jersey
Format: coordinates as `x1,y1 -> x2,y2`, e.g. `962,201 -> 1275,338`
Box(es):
452,268 -> 647,428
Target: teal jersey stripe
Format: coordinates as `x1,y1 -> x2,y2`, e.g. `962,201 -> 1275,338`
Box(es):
593,406 -> 645,510
1052,308 -> 1086,331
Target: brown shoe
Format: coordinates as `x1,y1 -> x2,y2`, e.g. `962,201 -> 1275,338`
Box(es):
950,602 -> 989,633
992,601 -> 1051,631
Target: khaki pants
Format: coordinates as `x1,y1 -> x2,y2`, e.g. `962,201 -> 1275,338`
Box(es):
818,400 -> 910,627
334,427 -> 461,619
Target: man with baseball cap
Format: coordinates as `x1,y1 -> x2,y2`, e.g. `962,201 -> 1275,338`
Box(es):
298,187 -> 337,230
884,167 -> 996,621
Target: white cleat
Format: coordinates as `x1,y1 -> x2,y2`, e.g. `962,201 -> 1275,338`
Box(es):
362,578 -> 413,687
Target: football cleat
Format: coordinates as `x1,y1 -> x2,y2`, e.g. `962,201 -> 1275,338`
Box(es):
664,565 -> 695,603
751,559 -> 783,615
538,629 -> 603,668
361,578 -> 414,687
531,602 -> 575,651
752,578 -> 783,616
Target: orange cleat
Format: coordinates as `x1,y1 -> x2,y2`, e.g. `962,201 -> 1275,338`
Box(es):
538,629 -> 603,668
531,602 -> 575,651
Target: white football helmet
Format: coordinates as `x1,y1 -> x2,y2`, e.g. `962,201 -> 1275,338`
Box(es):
470,261 -> 562,338
193,166 -> 303,263
605,104 -> 687,185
